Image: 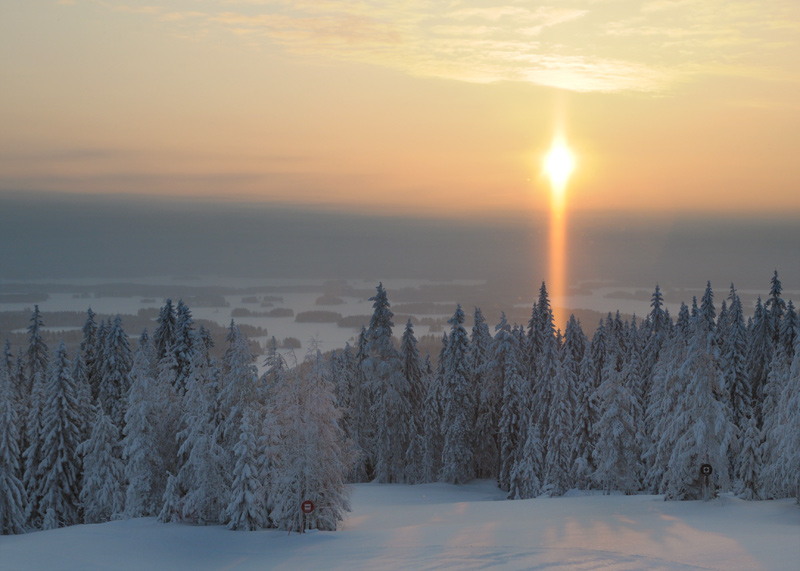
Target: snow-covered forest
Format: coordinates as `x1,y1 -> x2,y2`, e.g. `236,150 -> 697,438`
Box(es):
1,273 -> 799,537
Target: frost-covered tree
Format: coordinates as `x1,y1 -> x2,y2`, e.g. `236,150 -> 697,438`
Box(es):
735,415 -> 762,500
592,363 -> 641,495
572,320 -> 605,488
400,320 -> 425,483
269,348 -> 353,532
79,411 -> 125,523
746,298 -> 772,427
421,346 -> 444,483
153,299 -> 177,363
469,308 -> 495,479
494,315 -> 528,494
98,315 -> 133,429
439,305 -> 474,484
22,306 -> 49,525
0,365 -> 26,535
225,408 -> 266,531
123,333 -> 170,518
721,285 -> 750,431
661,311 -> 735,501
175,346 -> 226,524
80,308 -> 102,401
765,270 -> 785,346
219,324 -> 260,457
508,420 -> 543,500
37,343 -> 82,529
172,300 -> 197,395
363,284 -> 410,483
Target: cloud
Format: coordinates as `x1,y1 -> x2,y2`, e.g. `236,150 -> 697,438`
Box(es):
90,0 -> 800,93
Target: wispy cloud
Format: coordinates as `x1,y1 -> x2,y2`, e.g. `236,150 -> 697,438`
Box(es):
89,0 -> 800,93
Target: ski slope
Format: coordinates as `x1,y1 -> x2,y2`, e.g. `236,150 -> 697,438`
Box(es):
2,481 -> 798,570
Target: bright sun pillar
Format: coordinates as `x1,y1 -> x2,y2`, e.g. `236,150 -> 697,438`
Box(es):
544,139 -> 574,331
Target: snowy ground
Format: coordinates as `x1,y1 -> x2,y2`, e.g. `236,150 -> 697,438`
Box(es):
2,481 -> 798,570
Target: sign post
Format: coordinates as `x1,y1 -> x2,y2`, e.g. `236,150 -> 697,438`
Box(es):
700,464 -> 713,501
300,500 -> 314,533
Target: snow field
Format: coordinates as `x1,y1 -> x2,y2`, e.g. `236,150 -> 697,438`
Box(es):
2,481 -> 798,571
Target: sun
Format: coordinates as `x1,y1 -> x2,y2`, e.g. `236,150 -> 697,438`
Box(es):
545,141 -> 575,189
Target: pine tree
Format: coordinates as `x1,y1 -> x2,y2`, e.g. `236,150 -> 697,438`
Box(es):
269,349 -> 353,532
22,306 -> 49,525
662,313 -> 735,501
98,315 -> 133,429
746,297 -> 772,427
735,415 -> 762,500
592,362 -> 641,495
421,347 -> 443,483
123,334 -> 169,518
363,284 -> 410,483
439,305 -> 474,484
226,408 -> 266,531
400,320 -> 425,483
572,320 -> 605,488
721,285 -> 750,430
765,270 -> 785,346
153,299 -> 177,363
37,343 -> 82,529
81,308 -> 101,402
176,346 -> 226,524
79,411 -> 125,523
172,300 -> 197,395
0,364 -> 26,534
494,315 -> 528,493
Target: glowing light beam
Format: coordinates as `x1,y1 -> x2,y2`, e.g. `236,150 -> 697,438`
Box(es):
544,138 -> 574,331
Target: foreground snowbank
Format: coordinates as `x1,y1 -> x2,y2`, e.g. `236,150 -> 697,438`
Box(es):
2,481 -> 798,570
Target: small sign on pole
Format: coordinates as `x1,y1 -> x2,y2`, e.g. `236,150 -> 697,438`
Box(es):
301,500 -> 315,514
700,464 -> 713,477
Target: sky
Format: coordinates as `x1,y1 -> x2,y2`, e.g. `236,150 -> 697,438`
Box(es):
2,0 -> 799,217
1,1 -> 799,297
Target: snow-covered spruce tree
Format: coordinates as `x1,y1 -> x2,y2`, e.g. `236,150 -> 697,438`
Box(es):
746,297 -> 772,428
662,288 -> 735,501
0,364 -> 26,535
80,308 -> 101,402
123,333 -> 170,518
735,414 -> 762,500
22,306 -> 49,527
175,345 -> 227,524
269,348 -> 353,532
153,299 -> 177,364
98,315 -> 133,430
78,410 -> 125,523
72,350 -> 94,443
439,305 -> 475,484
349,326 -> 373,482
508,419 -> 543,500
400,320 -> 426,483
172,300 -> 197,396
572,320 -> 605,489
363,284 -> 411,483
528,284 -> 559,439
768,331 -> 800,502
218,324 -> 260,467
37,342 -> 82,529
765,270 -> 785,346
721,285 -> 750,432
225,407 -> 266,531
469,308 -> 495,479
493,314 -> 529,494
760,340 -> 791,499
591,358 -> 642,495
644,303 -> 692,494
421,345 -> 444,483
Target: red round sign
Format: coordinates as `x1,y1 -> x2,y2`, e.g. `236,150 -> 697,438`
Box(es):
301,500 -> 315,514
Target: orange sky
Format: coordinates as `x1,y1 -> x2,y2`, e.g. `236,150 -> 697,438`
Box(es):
2,1 -> 799,218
